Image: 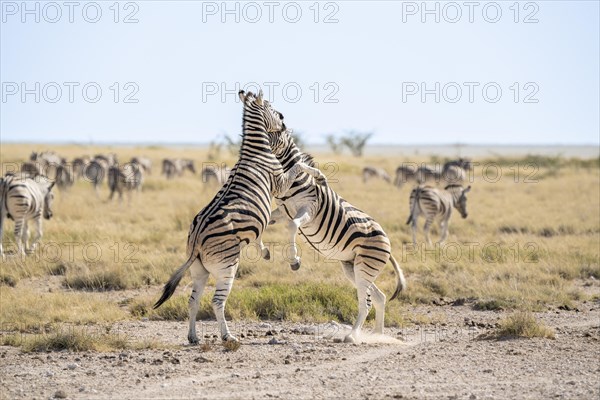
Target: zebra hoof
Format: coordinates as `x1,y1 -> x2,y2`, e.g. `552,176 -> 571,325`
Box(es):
262,248 -> 270,261
222,334 -> 239,343
188,336 -> 199,345
290,261 -> 301,271
343,334 -> 357,344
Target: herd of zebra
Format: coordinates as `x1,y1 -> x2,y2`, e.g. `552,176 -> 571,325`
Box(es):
1,89 -> 473,343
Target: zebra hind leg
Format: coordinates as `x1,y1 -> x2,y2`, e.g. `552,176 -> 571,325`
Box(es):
29,216 -> 43,254
187,259 -> 210,344
212,264 -> 238,342
370,284 -> 386,334
287,208 -> 312,271
344,257 -> 380,344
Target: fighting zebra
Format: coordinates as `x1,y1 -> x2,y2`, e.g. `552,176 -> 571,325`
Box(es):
108,162 -> 144,203
394,164 -> 418,188
162,158 -> 196,179
201,164 -> 231,186
0,174 -> 55,257
153,90 -> 326,343
265,130 -> 406,343
362,166 -> 391,184
406,184 -> 471,245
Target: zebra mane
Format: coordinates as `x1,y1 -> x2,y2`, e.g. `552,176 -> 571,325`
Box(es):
444,184 -> 464,191
301,152 -> 317,168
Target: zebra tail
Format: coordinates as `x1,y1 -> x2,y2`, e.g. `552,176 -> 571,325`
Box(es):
153,254 -> 197,309
389,254 -> 407,301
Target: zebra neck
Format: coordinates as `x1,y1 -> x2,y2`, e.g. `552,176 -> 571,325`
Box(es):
446,186 -> 462,205
279,146 -> 305,172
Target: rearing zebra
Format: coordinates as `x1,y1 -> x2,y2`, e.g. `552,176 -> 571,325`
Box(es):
265,130 -> 406,343
153,90 -> 326,343
0,174 -> 55,257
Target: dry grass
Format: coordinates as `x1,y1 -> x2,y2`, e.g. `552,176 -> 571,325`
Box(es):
0,143 -> 598,349
491,311 -> 555,339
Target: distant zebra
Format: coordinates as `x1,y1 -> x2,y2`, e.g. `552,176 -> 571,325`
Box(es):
416,165 -> 442,185
162,158 -> 196,179
83,159 -> 107,195
108,162 -> 143,203
201,165 -> 231,186
407,184 -> 471,245
131,157 -> 152,175
443,158 -> 472,174
265,130 -> 406,343
154,90 -> 325,344
21,162 -> 41,177
55,163 -> 74,191
30,151 -> 62,179
0,174 -> 55,257
362,166 -> 391,184
72,156 -> 91,179
394,165 -> 418,188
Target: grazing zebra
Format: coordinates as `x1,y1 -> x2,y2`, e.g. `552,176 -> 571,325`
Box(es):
265,130 -> 406,343
407,184 -> 471,245
154,90 -> 326,344
394,165 -> 418,188
201,164 -> 231,186
108,162 -> 143,203
131,157 -> 152,175
162,158 -> 196,179
362,166 -> 391,184
0,174 -> 55,257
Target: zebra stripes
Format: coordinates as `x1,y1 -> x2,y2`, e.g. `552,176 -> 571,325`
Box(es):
0,174 -> 55,257
154,90 -> 324,344
266,130 -> 406,343
407,184 -> 471,245
108,162 -> 144,203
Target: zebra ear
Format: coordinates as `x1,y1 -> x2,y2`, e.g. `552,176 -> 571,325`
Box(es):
48,182 -> 55,191
238,90 -> 246,102
256,89 -> 264,106
463,185 -> 471,194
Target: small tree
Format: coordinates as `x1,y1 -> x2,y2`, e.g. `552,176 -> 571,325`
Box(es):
325,134 -> 343,154
341,131 -> 373,157
207,140 -> 222,161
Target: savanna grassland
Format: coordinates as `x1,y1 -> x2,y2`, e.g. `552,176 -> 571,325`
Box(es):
0,143 -> 599,399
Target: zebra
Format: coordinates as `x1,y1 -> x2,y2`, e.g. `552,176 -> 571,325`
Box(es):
153,90 -> 326,344
0,174 -> 55,257
108,162 -> 144,203
55,163 -> 74,191
162,158 -> 196,179
362,166 -> 391,184
72,156 -> 91,179
21,162 -> 41,177
394,164 -> 418,188
265,129 -> 406,343
131,157 -> 152,175
416,165 -> 442,185
443,158 -> 472,174
201,164 -> 231,186
83,159 -> 107,195
406,184 -> 471,245
30,151 -> 62,179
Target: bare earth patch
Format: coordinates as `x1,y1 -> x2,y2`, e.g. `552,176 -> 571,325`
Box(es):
1,303 -> 598,400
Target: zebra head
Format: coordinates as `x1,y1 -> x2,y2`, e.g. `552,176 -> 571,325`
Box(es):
43,181 -> 55,219
238,90 -> 286,135
268,129 -> 294,158
456,185 -> 471,219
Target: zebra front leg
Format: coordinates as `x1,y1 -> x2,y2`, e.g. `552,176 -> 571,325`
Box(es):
212,266 -> 238,342
286,207 -> 311,271
299,163 -> 327,184
188,259 -> 210,344
258,240 -> 270,260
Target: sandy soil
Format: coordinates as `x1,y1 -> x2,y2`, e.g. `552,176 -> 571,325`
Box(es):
1,298 -> 599,400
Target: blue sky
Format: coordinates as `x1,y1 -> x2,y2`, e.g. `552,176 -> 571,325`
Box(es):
1,1 -> 598,145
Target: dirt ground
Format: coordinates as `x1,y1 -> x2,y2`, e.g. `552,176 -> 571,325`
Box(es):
1,299 -> 599,400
